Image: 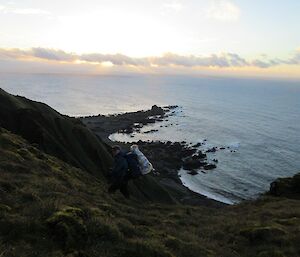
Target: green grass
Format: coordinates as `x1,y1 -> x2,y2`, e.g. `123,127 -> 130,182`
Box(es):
0,88 -> 113,177
0,127 -> 300,257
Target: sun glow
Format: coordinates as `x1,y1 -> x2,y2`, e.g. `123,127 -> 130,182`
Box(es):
42,9 -> 182,57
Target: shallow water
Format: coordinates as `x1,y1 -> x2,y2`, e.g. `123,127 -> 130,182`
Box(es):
1,73 -> 300,204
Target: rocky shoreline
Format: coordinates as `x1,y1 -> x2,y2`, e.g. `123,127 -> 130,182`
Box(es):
81,105 -> 226,206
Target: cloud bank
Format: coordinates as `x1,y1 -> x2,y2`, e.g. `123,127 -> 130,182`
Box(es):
1,47 -> 299,70
205,0 -> 240,21
0,5 -> 50,15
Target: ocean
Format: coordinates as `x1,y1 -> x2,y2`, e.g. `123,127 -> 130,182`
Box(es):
1,73 -> 300,204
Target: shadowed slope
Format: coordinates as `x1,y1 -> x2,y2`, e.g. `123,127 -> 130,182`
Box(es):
0,88 -> 178,204
0,88 -> 112,176
0,128 -> 299,257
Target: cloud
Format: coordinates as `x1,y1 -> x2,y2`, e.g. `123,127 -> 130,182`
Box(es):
31,48 -> 75,61
0,5 -> 50,15
286,50 -> 300,65
0,47 -> 300,70
12,8 -> 50,15
80,53 -> 148,66
162,2 -> 183,13
206,0 -> 240,21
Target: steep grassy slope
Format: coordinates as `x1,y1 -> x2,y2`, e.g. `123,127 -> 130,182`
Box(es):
0,88 -> 112,176
0,128 -> 299,257
0,88 -> 214,205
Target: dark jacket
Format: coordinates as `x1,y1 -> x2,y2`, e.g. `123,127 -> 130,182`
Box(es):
111,152 -> 128,182
125,152 -> 141,177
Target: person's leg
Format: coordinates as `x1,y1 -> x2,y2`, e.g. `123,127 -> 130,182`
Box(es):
119,175 -> 130,199
120,182 -> 130,199
108,178 -> 122,194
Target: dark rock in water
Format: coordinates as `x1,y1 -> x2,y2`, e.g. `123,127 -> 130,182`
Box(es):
181,148 -> 197,158
151,105 -> 164,115
192,151 -> 207,160
146,118 -> 156,124
165,105 -> 179,110
213,159 -> 218,163
143,129 -> 158,134
193,142 -> 202,148
188,170 -> 198,176
219,147 -> 226,150
206,147 -> 217,153
269,173 -> 300,198
204,164 -> 217,170
183,158 -> 205,170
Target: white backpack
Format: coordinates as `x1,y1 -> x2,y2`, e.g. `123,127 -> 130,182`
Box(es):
131,145 -> 153,175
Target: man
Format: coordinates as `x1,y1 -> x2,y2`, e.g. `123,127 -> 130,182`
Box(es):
108,145 -> 130,198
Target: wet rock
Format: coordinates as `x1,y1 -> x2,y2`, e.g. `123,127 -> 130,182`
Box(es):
192,151 -> 206,160
150,105 -> 164,115
192,142 -> 202,148
206,147 -> 217,153
181,148 -> 197,158
204,164 -> 217,170
269,173 -> 300,198
182,158 -> 205,170
188,170 -> 198,176
143,129 -> 158,134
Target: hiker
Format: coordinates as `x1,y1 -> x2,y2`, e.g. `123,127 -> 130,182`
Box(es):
130,144 -> 153,175
125,148 -> 142,179
108,145 -> 130,198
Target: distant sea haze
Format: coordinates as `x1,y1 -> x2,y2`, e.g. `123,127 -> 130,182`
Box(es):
1,73 -> 300,204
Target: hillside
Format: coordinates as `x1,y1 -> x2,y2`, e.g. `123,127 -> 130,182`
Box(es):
0,89 -> 185,204
0,89 -> 299,257
0,88 -> 112,177
1,126 -> 300,257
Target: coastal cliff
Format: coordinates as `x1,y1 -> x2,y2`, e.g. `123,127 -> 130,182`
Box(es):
0,88 -> 299,257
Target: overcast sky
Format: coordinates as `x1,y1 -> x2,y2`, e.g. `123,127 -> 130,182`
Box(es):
0,0 -> 300,78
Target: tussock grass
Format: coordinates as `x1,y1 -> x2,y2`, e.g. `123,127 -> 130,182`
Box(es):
0,127 -> 299,257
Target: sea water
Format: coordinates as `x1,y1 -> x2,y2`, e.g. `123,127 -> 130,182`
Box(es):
1,73 -> 300,204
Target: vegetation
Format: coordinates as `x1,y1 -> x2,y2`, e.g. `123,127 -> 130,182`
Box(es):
0,88 -> 112,176
0,89 -> 180,204
0,88 -> 299,256
0,127 -> 299,257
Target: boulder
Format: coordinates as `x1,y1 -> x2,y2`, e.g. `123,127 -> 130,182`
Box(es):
206,147 -> 217,153
183,158 -> 206,170
150,105 -> 164,116
192,152 -> 207,160
203,164 -> 217,170
269,173 -> 300,198
188,170 -> 198,176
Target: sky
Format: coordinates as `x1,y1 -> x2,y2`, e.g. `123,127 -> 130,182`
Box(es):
0,0 -> 300,78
